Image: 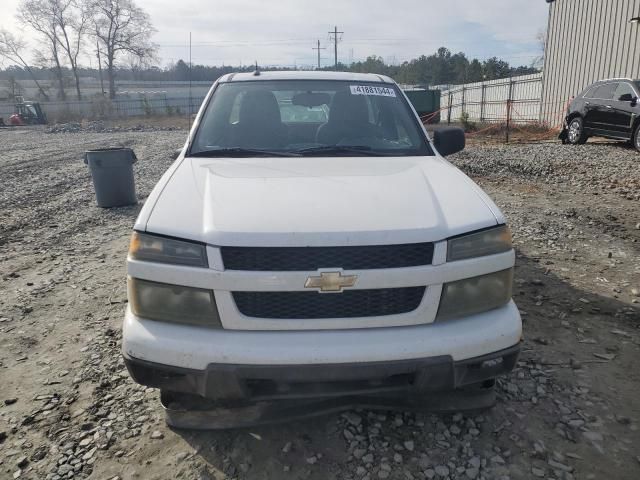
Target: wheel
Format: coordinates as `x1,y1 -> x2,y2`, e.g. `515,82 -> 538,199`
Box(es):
567,117 -> 588,145
634,125 -> 640,153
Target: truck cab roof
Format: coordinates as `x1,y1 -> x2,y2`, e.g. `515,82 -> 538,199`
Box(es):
220,70 -> 395,84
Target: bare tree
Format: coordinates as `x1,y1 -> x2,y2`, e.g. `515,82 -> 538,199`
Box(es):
17,0 -> 68,100
0,28 -> 49,100
54,0 -> 90,99
534,28 -> 547,70
91,0 -> 156,99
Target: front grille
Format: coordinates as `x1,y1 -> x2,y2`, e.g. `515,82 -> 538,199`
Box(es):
221,244 -> 434,271
232,287 -> 426,319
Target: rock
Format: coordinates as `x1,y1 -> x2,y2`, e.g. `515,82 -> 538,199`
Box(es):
434,465 -> 449,477
362,453 -> 374,464
282,442 -> 292,453
57,464 -> 73,476
532,467 -> 545,477
465,467 -> 479,479
4,398 -> 18,406
78,437 -> 92,447
150,430 -> 164,439
393,453 -> 403,463
548,459 -> 573,472
424,469 -> 435,479
16,456 -> 28,468
582,431 -> 603,442
593,353 -> 616,361
306,455 -> 318,465
403,440 -> 415,452
354,448 -> 367,459
344,412 -> 363,427
30,446 -> 48,462
82,447 -> 97,461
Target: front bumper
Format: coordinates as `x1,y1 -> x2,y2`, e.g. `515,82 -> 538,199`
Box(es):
122,300 -> 522,369
123,300 -> 521,400
125,343 -> 520,402
124,301 -> 521,426
126,343 -> 520,428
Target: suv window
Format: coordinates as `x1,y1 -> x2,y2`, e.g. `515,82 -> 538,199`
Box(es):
192,80 -> 431,156
592,83 -> 617,100
584,86 -> 598,98
614,82 -> 636,101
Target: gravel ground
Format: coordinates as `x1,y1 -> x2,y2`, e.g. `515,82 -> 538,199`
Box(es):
0,127 -> 639,480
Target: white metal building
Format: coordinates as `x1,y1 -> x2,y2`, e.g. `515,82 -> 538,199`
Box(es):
541,0 -> 640,125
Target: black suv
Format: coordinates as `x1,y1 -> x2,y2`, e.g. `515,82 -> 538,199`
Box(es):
561,78 -> 640,151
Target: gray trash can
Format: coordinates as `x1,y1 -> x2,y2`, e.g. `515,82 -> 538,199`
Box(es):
84,147 -> 137,208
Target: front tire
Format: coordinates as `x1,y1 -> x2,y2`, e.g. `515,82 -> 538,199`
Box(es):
567,117 -> 588,145
633,125 -> 640,153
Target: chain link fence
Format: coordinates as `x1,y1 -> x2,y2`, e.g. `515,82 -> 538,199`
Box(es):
0,95 -> 207,123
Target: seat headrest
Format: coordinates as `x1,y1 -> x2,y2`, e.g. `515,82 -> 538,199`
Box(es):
327,90 -> 369,126
239,90 -> 282,124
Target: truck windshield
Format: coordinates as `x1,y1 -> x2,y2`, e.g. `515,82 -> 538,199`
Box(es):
190,80 -> 432,157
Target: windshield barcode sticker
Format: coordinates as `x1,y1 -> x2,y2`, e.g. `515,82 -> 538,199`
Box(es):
350,85 -> 396,97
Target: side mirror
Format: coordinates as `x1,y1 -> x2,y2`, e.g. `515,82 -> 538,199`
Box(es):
632,96 -> 638,107
433,127 -> 465,156
171,148 -> 182,160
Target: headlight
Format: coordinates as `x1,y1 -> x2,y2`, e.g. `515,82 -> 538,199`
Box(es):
447,225 -> 512,261
128,278 -> 221,328
129,232 -> 207,267
436,268 -> 513,321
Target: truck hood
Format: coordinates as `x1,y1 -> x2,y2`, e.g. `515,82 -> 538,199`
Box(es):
143,156 -> 502,246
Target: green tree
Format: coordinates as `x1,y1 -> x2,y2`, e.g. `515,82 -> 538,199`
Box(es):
482,57 -> 511,80
467,59 -> 484,82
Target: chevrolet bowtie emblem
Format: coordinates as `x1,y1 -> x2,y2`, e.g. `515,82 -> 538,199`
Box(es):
304,271 -> 358,293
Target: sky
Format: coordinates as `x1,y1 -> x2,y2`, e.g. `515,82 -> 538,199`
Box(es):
0,0 -> 550,69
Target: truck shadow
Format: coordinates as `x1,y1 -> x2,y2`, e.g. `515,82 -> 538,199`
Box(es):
167,250 -> 639,479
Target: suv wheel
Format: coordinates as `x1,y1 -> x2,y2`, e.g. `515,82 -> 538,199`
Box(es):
634,125 -> 640,153
567,117 -> 587,145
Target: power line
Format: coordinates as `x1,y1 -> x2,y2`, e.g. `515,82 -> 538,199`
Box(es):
312,40 -> 326,69
328,26 -> 344,71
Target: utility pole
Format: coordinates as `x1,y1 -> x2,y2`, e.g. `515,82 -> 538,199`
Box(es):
312,40 -> 326,69
189,32 -> 192,129
328,26 -> 343,71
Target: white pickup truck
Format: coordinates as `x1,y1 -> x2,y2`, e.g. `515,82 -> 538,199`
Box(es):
123,71 -> 522,427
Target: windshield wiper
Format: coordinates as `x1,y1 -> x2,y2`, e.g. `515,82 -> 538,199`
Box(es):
295,145 -> 391,156
189,147 -> 301,157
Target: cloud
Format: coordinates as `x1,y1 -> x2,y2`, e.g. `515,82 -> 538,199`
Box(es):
0,0 -> 549,67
